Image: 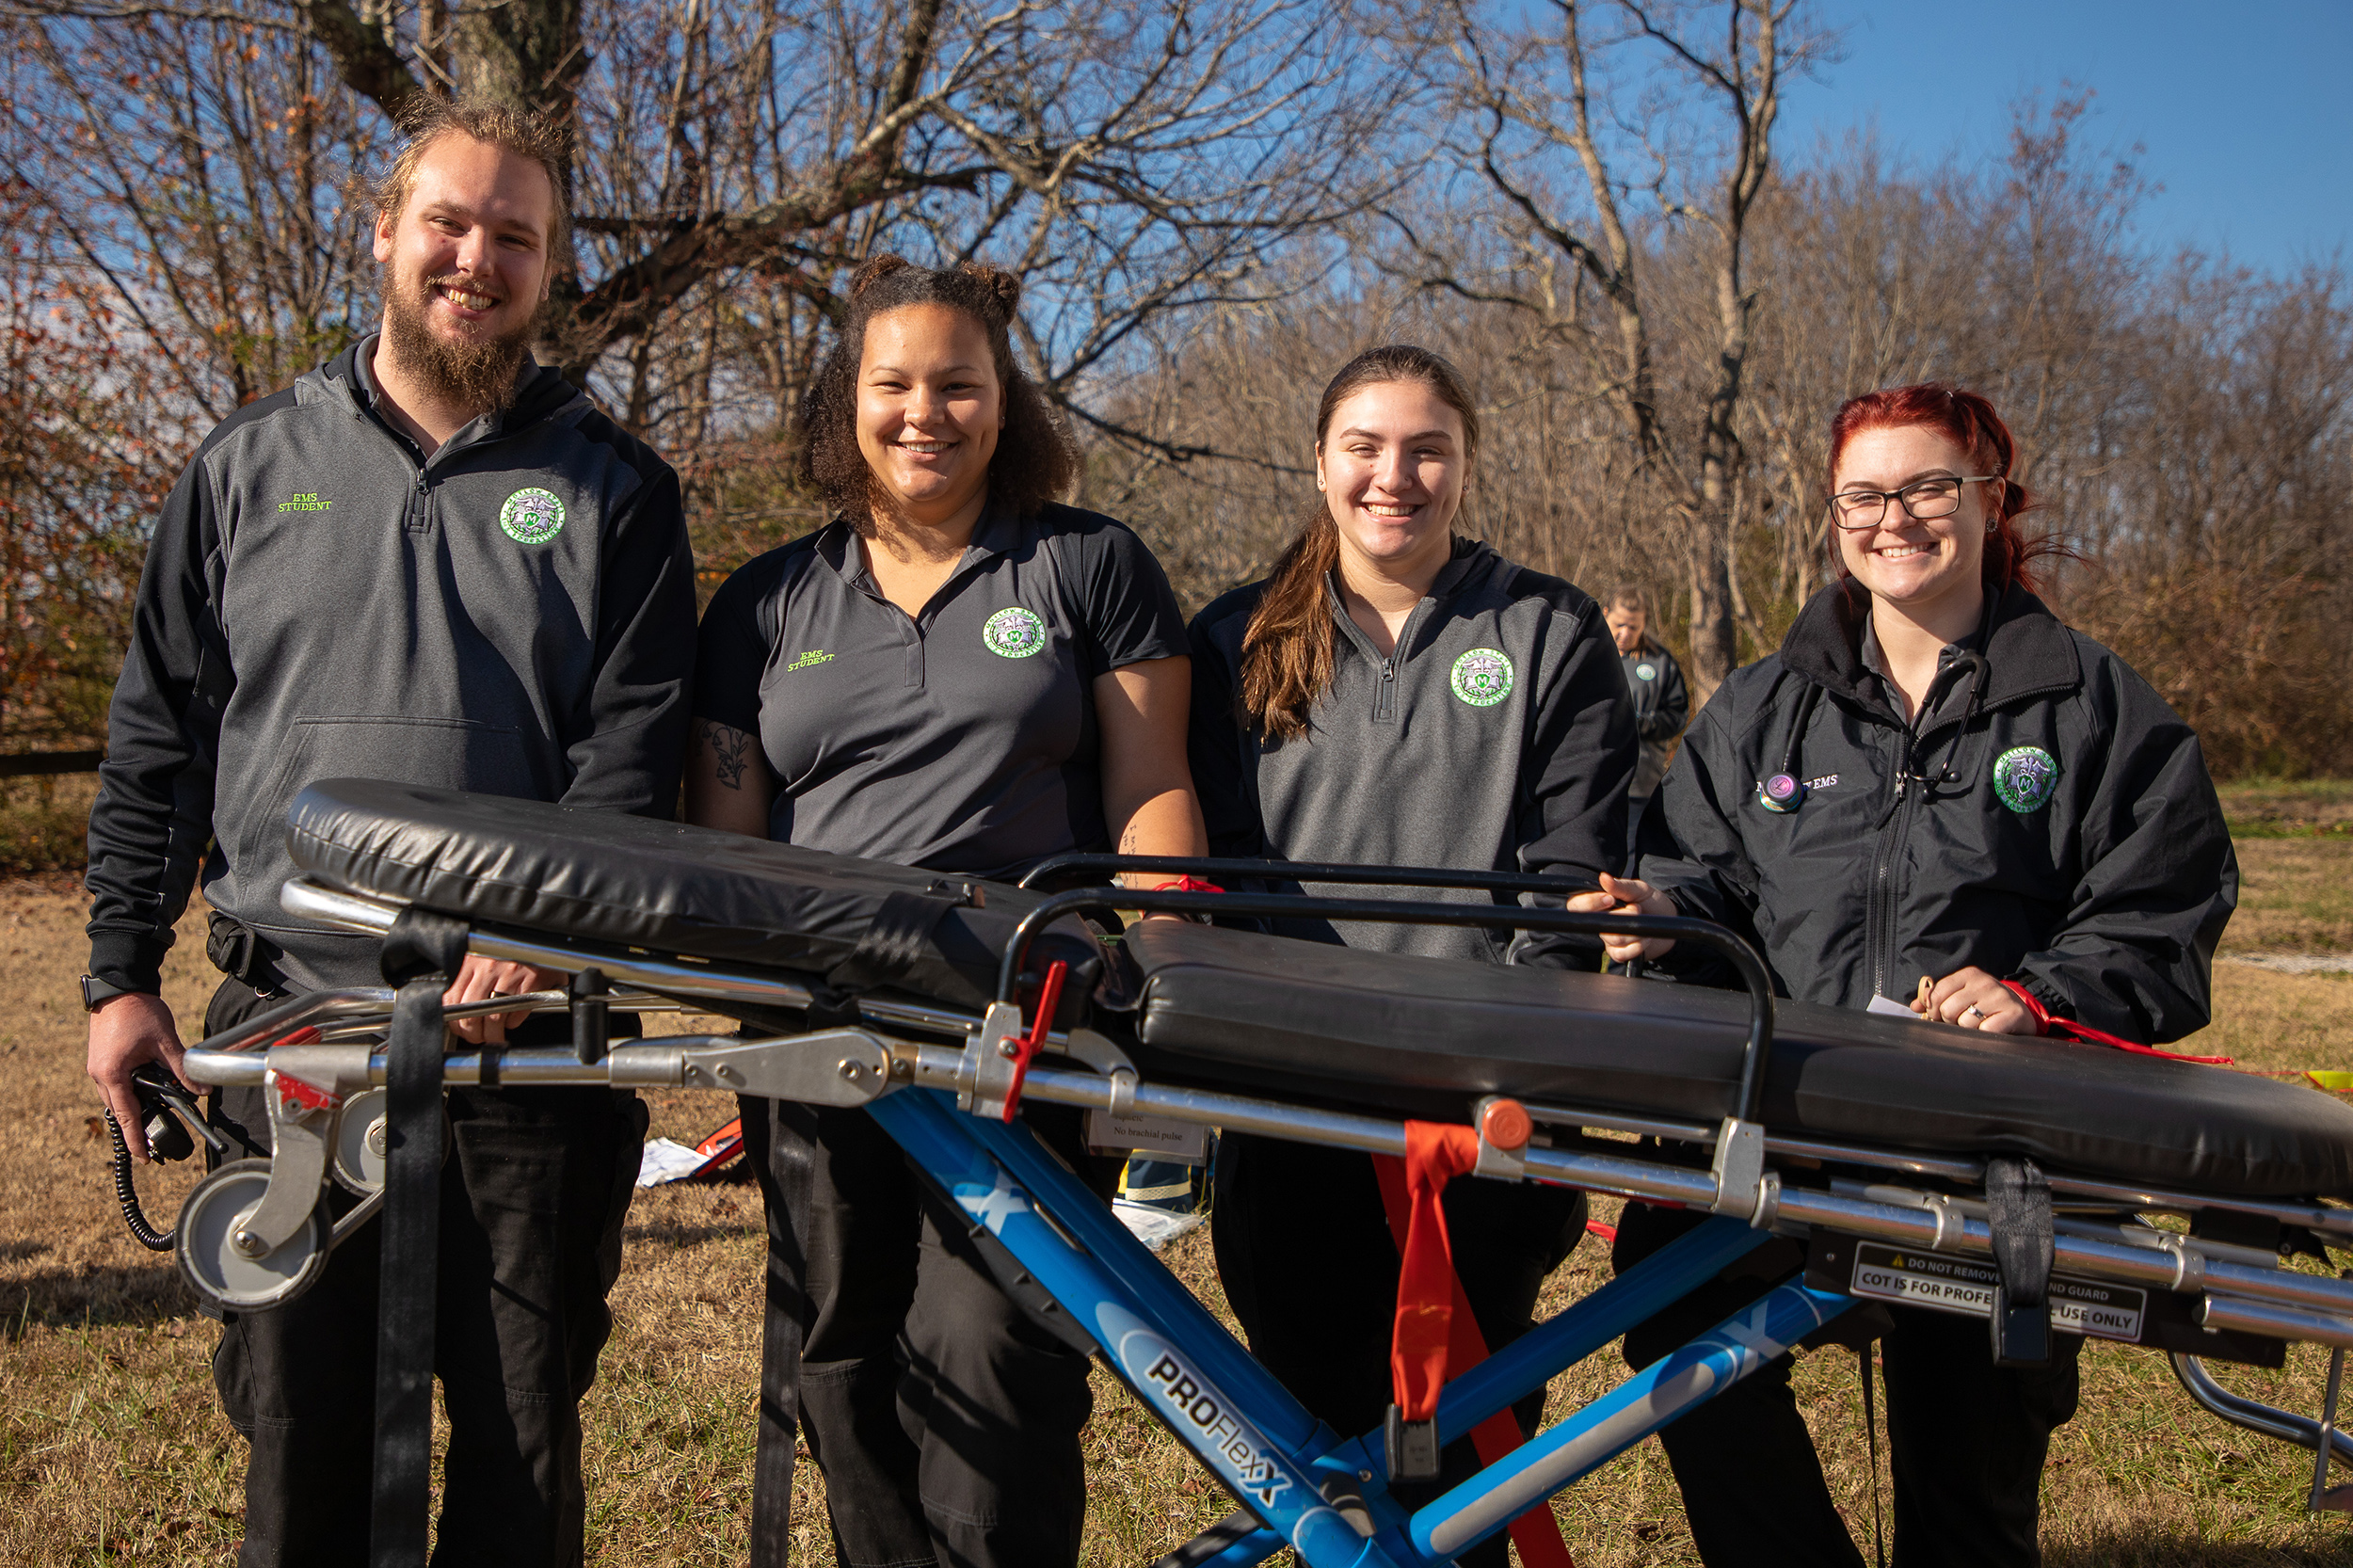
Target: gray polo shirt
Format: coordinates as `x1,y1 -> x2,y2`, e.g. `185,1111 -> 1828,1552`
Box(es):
695,502 -> 1187,879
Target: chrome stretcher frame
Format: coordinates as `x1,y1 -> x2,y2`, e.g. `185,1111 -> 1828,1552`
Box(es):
164,860 -> 2353,1566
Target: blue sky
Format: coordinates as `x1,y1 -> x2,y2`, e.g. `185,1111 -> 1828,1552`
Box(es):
1780,0 -> 2352,276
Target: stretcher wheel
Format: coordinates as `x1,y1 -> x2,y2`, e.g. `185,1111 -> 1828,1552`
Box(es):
332,1087 -> 388,1194
174,1159 -> 328,1313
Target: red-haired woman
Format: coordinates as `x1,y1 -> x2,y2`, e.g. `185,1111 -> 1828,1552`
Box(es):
1578,384 -> 2236,1565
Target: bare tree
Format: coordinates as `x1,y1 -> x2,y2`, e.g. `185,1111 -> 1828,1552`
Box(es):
1392,0 -> 1815,696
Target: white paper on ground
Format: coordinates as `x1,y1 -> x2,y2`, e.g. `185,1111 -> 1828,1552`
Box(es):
1112,1199 -> 1205,1252
635,1137 -> 708,1188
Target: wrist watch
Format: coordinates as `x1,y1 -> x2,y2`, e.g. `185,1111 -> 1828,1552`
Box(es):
80,975 -> 140,1012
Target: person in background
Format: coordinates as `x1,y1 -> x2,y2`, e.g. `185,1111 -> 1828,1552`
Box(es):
83,99 -> 696,1563
1602,584 -> 1688,864
1577,382 -> 2235,1568
1189,344 -> 1636,1564
685,255 -> 1205,1568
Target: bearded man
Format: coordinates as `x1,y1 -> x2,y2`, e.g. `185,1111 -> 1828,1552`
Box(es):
83,98 -> 695,1565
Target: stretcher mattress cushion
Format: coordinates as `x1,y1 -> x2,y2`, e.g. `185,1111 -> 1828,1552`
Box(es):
283,779 -> 1096,1015
1129,920 -> 2353,1199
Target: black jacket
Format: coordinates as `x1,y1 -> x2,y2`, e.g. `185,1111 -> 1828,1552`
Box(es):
87,341 -> 697,994
1620,641 -> 1689,797
1189,537 -> 1636,966
1637,580 -> 2235,1044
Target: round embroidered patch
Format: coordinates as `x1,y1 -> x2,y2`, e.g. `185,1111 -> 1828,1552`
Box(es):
983,605 -> 1048,658
1635,662 -> 1657,681
1992,745 -> 2059,814
499,488 -> 566,544
1449,648 -> 1514,708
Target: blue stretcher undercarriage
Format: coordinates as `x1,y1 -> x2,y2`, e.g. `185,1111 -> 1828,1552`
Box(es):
162,779 -> 2353,1566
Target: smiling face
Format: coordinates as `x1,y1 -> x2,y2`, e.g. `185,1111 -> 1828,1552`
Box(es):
1317,379 -> 1469,584
372,132 -> 555,409
854,303 -> 1004,529
1832,424 -> 1998,616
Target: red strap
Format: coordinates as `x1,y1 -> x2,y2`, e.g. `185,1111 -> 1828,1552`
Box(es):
1998,980 -> 2233,1065
1372,1133 -> 1577,1568
1150,876 -> 1225,893
999,960 -> 1068,1123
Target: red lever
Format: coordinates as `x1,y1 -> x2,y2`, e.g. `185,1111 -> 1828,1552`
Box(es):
999,960 -> 1068,1124
267,1027 -> 331,1110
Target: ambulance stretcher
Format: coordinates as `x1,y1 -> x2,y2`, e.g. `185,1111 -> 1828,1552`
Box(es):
153,778 -> 2353,1566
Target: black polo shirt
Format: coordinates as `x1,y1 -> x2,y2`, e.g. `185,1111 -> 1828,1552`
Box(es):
695,501 -> 1187,879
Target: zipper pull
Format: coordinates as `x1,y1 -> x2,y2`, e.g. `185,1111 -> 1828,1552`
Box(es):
1382,661 -> 1394,680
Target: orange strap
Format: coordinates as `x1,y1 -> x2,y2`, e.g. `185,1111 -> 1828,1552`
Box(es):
1373,1129 -> 1576,1568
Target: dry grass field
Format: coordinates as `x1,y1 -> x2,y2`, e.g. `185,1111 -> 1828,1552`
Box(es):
6,811 -> 2353,1562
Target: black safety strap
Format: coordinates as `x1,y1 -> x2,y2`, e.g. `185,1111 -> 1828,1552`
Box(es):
824,890 -> 955,996
748,1096 -> 817,1568
371,907 -> 469,1568
1985,1155 -> 2055,1367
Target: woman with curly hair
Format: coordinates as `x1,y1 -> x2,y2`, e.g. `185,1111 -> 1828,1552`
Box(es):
686,255 -> 1205,1568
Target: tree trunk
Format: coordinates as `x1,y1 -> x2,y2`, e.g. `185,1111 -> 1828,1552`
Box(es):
1687,526 -> 1738,700
451,0 -> 585,122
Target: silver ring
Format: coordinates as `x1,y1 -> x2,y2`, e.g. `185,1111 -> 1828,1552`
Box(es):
1963,1004 -> 1984,1020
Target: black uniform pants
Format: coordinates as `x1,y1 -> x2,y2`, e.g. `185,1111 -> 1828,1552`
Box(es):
741,1096 -> 1123,1568
1613,1202 -> 2082,1568
1209,1133 -> 1588,1568
201,979 -> 647,1568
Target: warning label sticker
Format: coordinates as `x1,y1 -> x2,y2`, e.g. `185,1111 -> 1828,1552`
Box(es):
1848,1242 -> 2147,1342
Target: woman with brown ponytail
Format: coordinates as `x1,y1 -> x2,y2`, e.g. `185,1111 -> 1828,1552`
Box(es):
685,255 -> 1205,1568
1186,344 -> 1638,1560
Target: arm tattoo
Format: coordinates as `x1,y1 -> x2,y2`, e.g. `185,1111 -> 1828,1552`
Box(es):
700,721 -> 753,792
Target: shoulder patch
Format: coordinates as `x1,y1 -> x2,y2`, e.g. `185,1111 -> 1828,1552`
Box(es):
499,487 -> 566,544
1449,648 -> 1514,707
983,605 -> 1048,658
1992,745 -> 2059,813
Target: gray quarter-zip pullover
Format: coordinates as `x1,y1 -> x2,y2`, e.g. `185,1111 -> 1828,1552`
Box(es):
87,338 -> 696,993
1188,537 -> 1636,964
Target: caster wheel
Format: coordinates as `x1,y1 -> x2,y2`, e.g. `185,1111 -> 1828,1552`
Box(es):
333,1087 -> 388,1194
174,1159 -> 328,1312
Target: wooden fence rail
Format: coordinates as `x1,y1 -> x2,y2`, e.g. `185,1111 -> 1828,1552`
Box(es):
0,752 -> 104,778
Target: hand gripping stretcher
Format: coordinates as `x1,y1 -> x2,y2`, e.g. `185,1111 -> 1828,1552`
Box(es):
157,778 -> 2353,1566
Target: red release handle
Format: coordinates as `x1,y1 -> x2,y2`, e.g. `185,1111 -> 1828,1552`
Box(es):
999,959 -> 1069,1123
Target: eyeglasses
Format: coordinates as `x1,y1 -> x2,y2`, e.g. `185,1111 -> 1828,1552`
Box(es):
1828,474 -> 2001,530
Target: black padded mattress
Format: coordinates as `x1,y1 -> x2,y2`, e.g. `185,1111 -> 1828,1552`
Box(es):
1128,920 -> 2353,1199
284,779 -> 1101,1016
282,779 -> 2353,1199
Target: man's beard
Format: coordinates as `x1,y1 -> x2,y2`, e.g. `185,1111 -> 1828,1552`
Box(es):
380,268 -> 537,416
